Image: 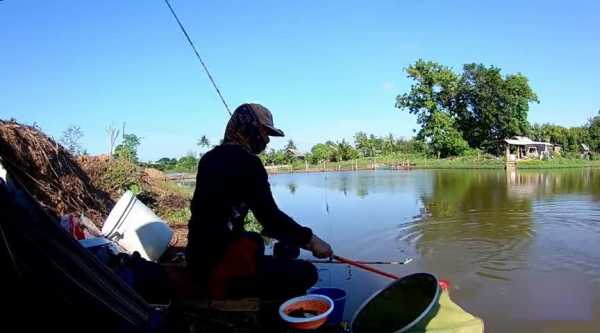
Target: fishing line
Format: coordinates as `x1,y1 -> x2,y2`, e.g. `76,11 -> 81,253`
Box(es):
163,0 -> 232,116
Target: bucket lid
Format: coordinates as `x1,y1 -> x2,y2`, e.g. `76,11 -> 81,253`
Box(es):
351,273 -> 440,333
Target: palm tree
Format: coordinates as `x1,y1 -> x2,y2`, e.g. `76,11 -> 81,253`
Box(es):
384,134 -> 395,155
197,135 -> 210,149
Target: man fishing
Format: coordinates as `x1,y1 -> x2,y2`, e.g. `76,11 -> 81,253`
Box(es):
186,103 -> 333,300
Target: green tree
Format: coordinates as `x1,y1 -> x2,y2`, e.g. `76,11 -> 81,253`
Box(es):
197,135 -> 211,149
588,111 -> 600,151
155,157 -> 177,170
383,134 -> 396,155
396,60 -> 538,155
336,139 -> 358,161
396,60 -> 460,144
456,64 -> 537,151
176,154 -> 198,171
354,132 -> 370,157
114,134 -> 141,163
310,143 -> 334,163
60,125 -> 84,155
541,124 -> 568,148
423,111 -> 469,158
324,141 -> 339,161
258,150 -> 269,164
567,126 -> 590,152
263,148 -> 287,165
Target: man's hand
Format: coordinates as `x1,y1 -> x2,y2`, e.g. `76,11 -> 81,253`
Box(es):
306,234 -> 333,259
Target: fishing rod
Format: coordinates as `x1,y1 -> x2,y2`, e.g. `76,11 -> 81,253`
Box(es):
309,257 -> 413,265
322,255 -> 450,289
334,255 -> 400,280
163,0 -> 232,116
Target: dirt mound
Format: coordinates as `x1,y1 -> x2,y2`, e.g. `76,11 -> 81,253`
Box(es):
78,155 -> 139,202
0,119 -> 191,244
0,121 -> 113,224
78,156 -> 191,226
140,168 -> 190,219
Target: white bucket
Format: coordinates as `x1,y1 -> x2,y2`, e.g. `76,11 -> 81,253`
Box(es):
0,160 -> 7,181
102,191 -> 173,261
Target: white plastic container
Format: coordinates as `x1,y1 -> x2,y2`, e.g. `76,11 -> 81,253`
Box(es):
102,191 -> 173,261
0,160 -> 7,181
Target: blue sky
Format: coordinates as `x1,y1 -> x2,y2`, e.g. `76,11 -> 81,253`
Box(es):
1,0 -> 599,161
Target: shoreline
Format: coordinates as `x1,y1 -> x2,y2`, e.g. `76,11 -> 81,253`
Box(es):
263,160 -> 600,175
165,158 -> 600,179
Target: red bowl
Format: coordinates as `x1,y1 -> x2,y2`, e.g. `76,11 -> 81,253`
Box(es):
279,294 -> 334,330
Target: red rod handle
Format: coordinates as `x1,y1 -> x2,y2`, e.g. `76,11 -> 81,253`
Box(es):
333,255 -> 400,280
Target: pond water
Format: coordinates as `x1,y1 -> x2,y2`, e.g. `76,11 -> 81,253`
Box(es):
267,169 -> 600,332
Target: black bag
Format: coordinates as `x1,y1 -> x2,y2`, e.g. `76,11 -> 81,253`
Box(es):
108,251 -> 173,305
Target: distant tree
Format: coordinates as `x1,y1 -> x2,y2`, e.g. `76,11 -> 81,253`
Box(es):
396,59 -> 538,155
197,135 -> 211,149
383,134 -> 396,155
60,125 -> 84,155
310,143 -> 334,164
342,140 -> 359,161
114,133 -> 141,163
567,126 -> 590,152
368,135 -> 383,157
529,122 -> 593,153
262,148 -> 287,165
455,63 -> 538,151
273,149 -> 287,165
396,60 -> 460,155
588,111 -> 600,151
155,157 -> 177,170
177,154 -> 198,171
258,150 -> 269,164
354,132 -> 370,157
106,124 -> 120,158
423,111 -> 469,158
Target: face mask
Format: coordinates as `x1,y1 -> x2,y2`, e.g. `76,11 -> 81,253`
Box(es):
223,105 -> 268,154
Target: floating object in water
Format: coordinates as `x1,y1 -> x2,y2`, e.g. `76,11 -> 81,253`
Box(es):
279,294 -> 334,330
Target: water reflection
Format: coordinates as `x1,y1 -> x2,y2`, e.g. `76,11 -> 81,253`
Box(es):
181,169 -> 600,331
508,168 -> 600,199
409,170 -> 534,281
286,182 -> 297,195
266,169 -> 600,332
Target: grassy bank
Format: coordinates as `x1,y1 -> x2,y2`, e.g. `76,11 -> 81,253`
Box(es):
264,154 -> 600,173
515,158 -> 600,169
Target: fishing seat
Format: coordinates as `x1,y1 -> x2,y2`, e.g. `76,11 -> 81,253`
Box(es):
163,263 -> 264,331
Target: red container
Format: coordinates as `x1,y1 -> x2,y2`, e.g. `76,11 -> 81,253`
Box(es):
279,294 -> 334,330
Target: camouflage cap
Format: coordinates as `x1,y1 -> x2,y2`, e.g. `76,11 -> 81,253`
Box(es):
246,103 -> 285,137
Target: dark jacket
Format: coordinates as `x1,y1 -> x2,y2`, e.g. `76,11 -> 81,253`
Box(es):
186,144 -> 313,273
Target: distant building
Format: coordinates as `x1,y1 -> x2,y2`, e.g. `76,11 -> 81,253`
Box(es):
581,143 -> 592,159
504,136 -> 554,160
286,148 -> 306,159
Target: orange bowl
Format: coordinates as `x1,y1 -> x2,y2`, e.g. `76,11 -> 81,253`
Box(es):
279,294 -> 334,330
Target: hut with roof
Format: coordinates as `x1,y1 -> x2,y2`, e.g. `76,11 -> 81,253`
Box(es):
504,136 -> 554,160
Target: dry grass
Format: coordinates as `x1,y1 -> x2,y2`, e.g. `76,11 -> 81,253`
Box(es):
0,120 -> 113,224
